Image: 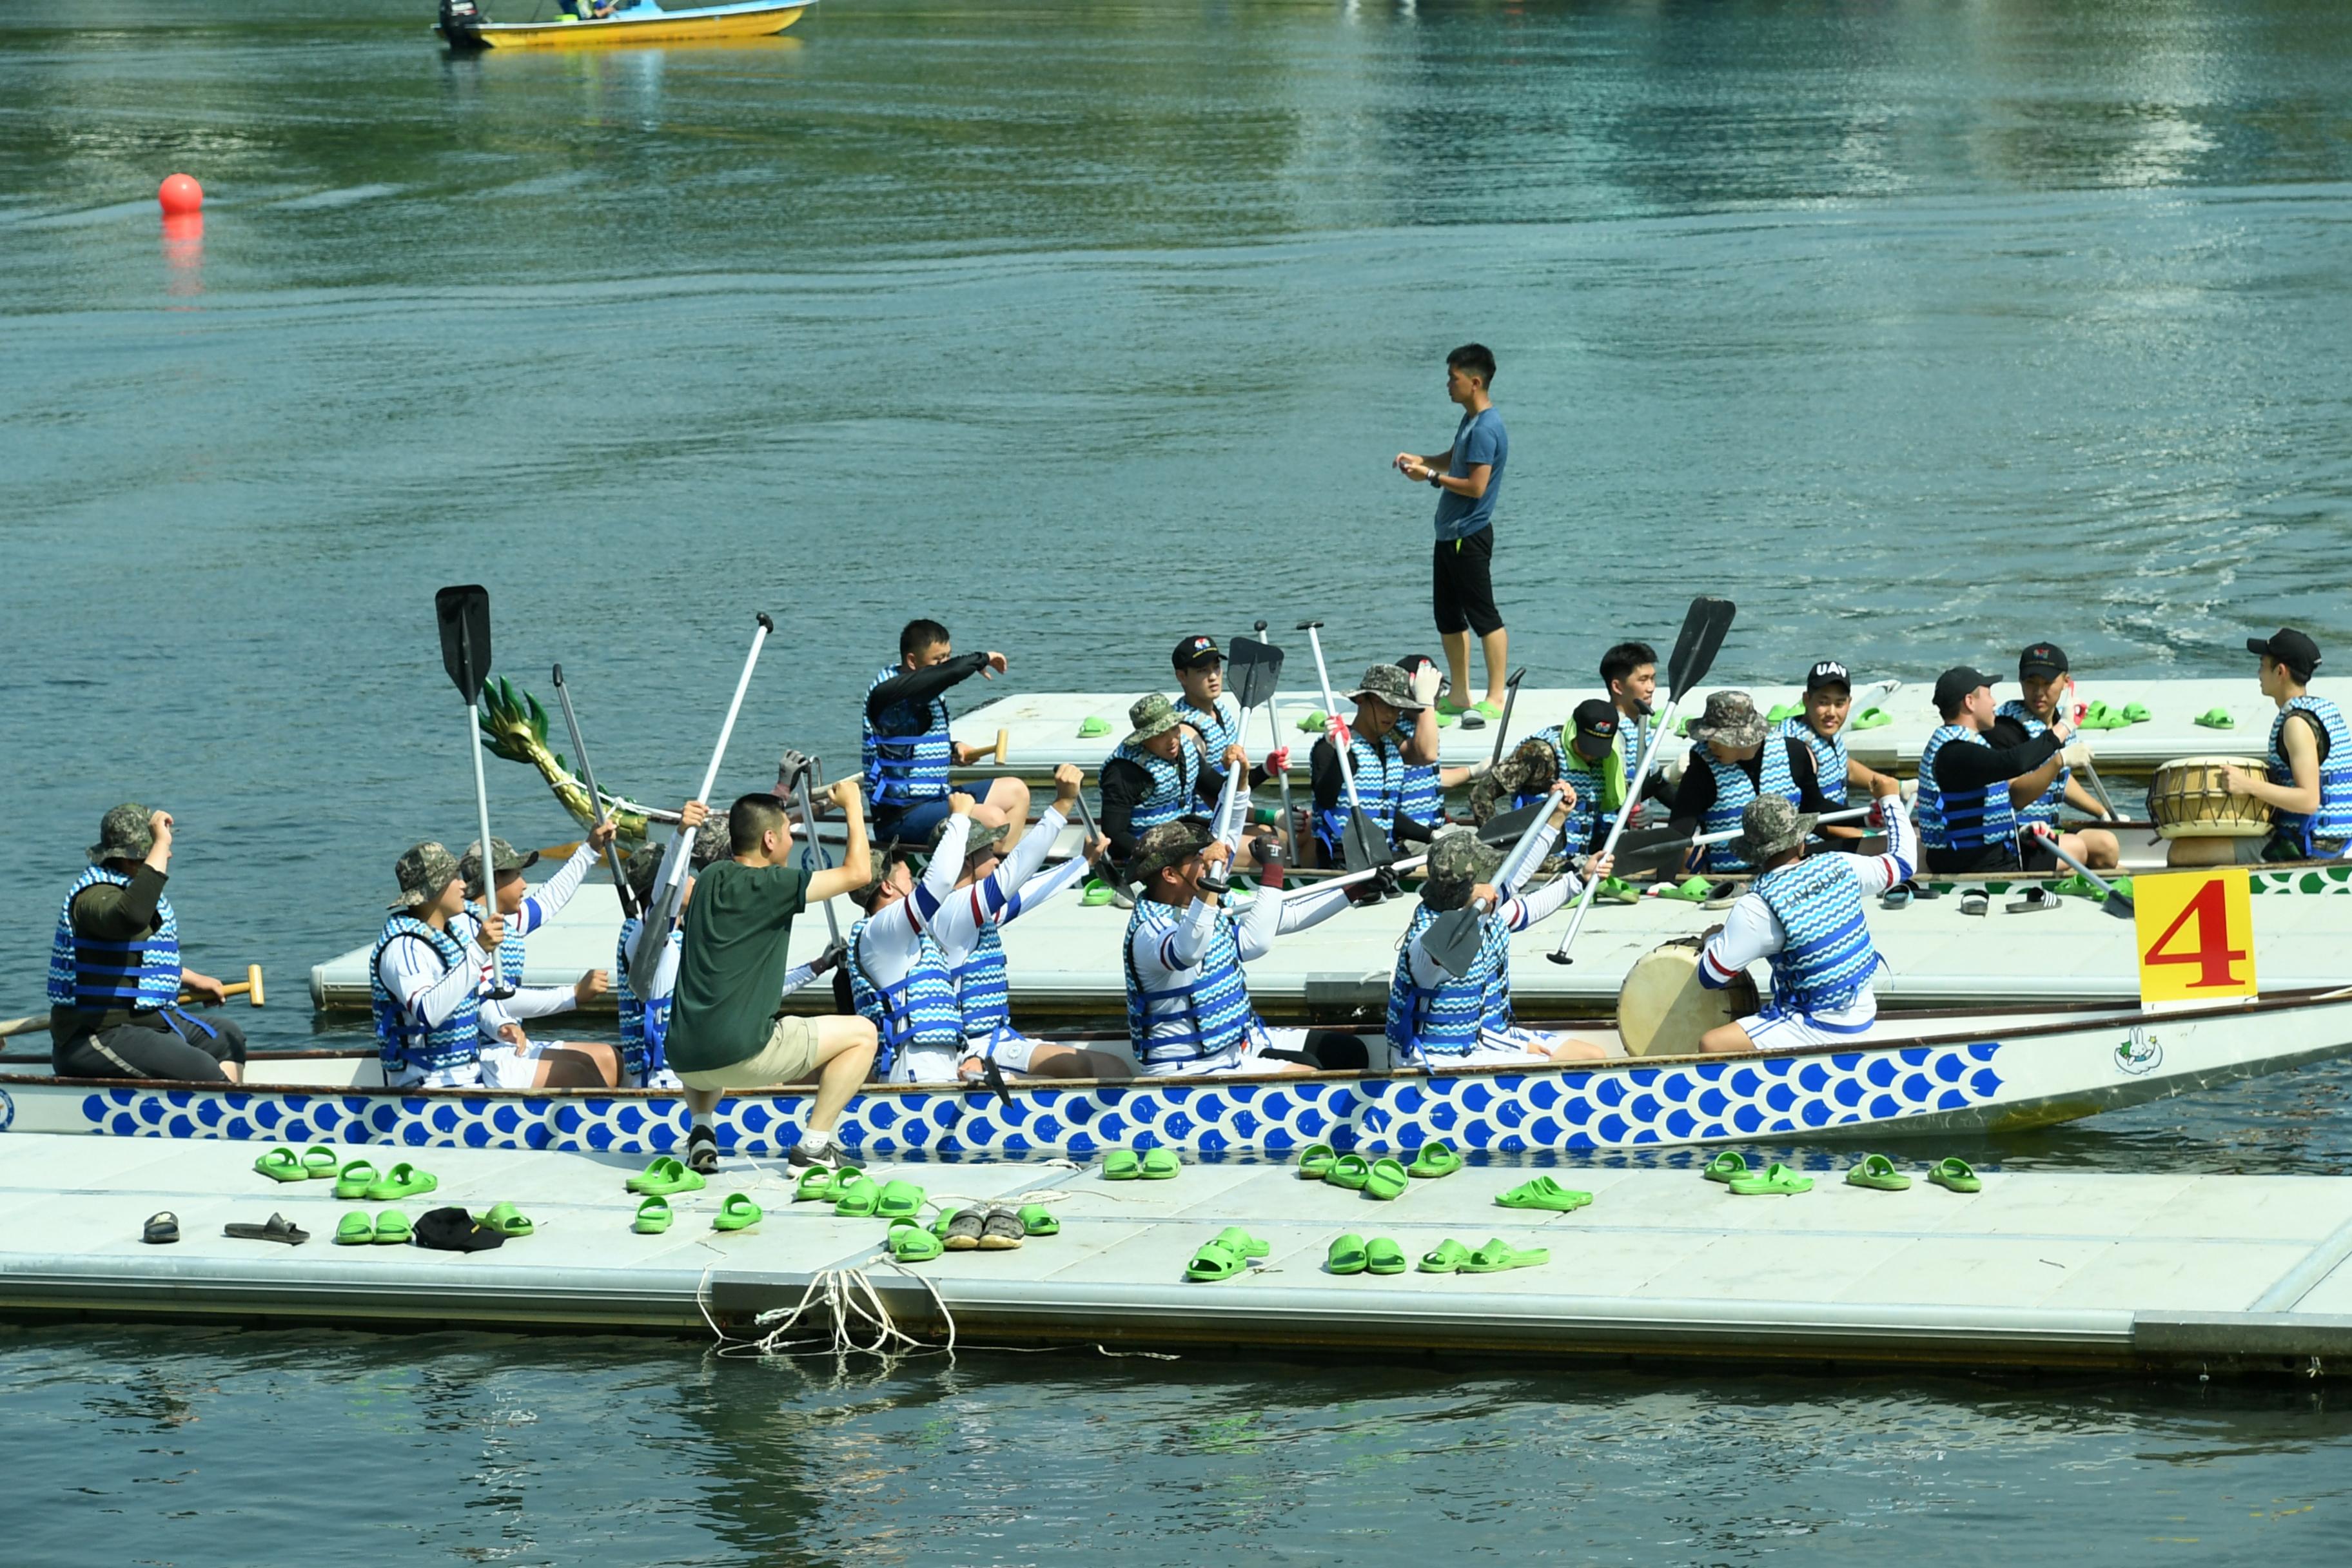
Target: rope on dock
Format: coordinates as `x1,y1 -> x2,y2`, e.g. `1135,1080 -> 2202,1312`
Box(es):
697,1255 -> 959,1367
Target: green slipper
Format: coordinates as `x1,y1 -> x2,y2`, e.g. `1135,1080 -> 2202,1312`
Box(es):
1104,1150 -> 1142,1181
366,1161 -> 438,1202
834,1179 -> 883,1217
1429,707 -> 1456,729
1298,710 -> 1328,734
333,1212 -> 375,1246
1077,715 -> 1110,738
931,1210 -> 961,1242
1324,1153 -> 1373,1191
1845,1153 -> 1911,1191
253,1146 -> 305,1183
1595,877 -> 1642,905
301,1145 -> 340,1179
1763,702 -> 1801,725
372,1210 -> 411,1246
1362,1157 -> 1410,1201
712,1193 -> 763,1231
1727,1162 -> 1813,1195
795,1166 -> 839,1203
1210,1226 -> 1269,1261
2193,707 -> 2234,729
1850,705 -> 1892,730
1326,1233 -> 1369,1275
1658,875 -> 1713,903
333,1159 -> 380,1200
1926,1157 -> 1982,1193
1297,1142 -> 1339,1180
1081,879 -> 1117,907
888,1221 -> 943,1262
2121,702 -> 2151,724
1471,700 -> 1504,720
1406,1141 -> 1462,1179
1365,1238 -> 1407,1276
1436,699 -> 1468,719
1702,1152 -> 1752,1184
1017,1204 -> 1059,1237
628,1157 -> 706,1198
1139,1148 -> 1180,1181
1418,1238 -> 1473,1274
1185,1239 -> 1250,1282
480,1201 -> 534,1237
1495,1176 -> 1592,1212
874,1179 -> 926,1219
1459,1238 -> 1550,1274
632,1196 -> 672,1235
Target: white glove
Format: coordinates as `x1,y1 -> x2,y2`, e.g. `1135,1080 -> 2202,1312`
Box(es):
1409,664 -> 1443,709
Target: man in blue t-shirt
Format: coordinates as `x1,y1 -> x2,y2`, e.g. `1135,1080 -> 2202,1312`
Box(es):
1395,343 -> 1509,723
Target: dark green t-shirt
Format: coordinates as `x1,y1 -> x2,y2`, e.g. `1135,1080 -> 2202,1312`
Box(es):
665,859 -> 808,1076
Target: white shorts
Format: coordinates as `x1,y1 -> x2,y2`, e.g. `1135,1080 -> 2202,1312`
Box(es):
1740,1005 -> 1886,1052
1139,1024 -> 1304,1078
1418,1024 -> 1572,1068
890,1043 -> 965,1085
391,1041 -> 546,1092
965,1026 -> 1045,1074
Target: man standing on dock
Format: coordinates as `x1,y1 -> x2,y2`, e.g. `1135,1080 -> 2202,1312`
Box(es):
1395,344 -> 1509,723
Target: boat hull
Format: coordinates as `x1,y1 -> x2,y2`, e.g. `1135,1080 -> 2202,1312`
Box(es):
442,2 -> 806,49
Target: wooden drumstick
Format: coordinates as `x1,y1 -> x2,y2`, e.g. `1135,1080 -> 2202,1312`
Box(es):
963,729 -> 1010,767
181,963 -> 265,1008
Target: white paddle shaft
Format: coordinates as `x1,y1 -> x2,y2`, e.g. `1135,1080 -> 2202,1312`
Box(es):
1302,625 -> 1364,814
465,700 -> 500,968
1549,689 -> 1689,961
662,615 -> 772,899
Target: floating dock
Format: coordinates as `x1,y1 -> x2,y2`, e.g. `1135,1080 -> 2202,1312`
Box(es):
4,1132 -> 2351,1375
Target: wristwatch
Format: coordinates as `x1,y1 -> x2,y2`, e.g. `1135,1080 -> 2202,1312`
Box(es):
1427,473 -> 1443,489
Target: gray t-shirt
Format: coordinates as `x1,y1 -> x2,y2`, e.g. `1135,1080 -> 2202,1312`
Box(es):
1433,406 -> 1507,541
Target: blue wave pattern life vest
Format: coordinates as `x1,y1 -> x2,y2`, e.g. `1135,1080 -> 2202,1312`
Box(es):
1385,903 -> 1513,1059
1992,701 -> 2068,831
1781,716 -> 1849,807
368,914 -> 483,1083
1698,741 -> 1799,874
950,922 -> 1011,1034
1391,713 -> 1442,828
1173,692 -> 1243,758
46,866 -> 182,1013
1124,899 -> 1257,1065
862,664 -> 954,810
1510,727 -> 1602,848
1107,737 -> 1202,835
1752,856 -> 1883,1015
458,903 -> 527,993
1314,732 -> 1402,856
1916,725 -> 2017,856
848,916 -> 964,1077
614,916 -> 673,1083
2268,696 -> 2352,852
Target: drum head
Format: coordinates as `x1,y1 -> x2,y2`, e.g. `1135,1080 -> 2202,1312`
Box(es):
1616,937 -> 1757,1058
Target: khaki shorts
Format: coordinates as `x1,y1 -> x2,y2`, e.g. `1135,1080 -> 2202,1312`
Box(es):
678,1014 -> 824,1092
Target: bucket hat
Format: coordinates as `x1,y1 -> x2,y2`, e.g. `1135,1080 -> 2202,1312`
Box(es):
1126,692 -> 1181,747
1729,796 -> 1816,865
1687,691 -> 1766,749
88,803 -> 158,864
1345,663 -> 1427,713
389,841 -> 463,911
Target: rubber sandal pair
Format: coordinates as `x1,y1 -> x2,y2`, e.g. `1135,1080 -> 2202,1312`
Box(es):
2193,707 -> 2234,730
1326,1234 -> 1407,1276
2044,873 -> 2105,900
337,1161 -> 436,1202
1594,877 -> 1642,905
1185,1226 -> 1269,1282
836,1179 -> 924,1219
938,1208 -> 1028,1250
254,1144 -> 338,1183
1926,1157 -> 1982,1193
887,1217 -> 944,1262
1407,1141 -> 1462,1179
335,1210 -> 415,1246
628,1157 -> 707,1198
1318,1153 -> 1408,1199
795,1163 -> 865,1203
712,1193 -> 762,1232
1763,702 -> 1801,725
1727,1162 -> 1812,1195
1495,1176 -> 1592,1212
1845,1153 -> 1911,1191
1104,1147 -> 1180,1181
1456,1238 -> 1548,1273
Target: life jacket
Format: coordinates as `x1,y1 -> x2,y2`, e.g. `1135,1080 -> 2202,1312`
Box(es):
1509,727 -> 1603,848
1992,701 -> 2068,831
368,914 -> 482,1084
614,914 -> 674,1084
1385,902 -> 1513,1060
1696,741 -> 1799,874
1916,725 -> 2017,856
1172,692 -> 1243,759
1781,715 -> 1849,807
1107,736 -> 1202,836
456,902 -> 527,995
1124,899 -> 1257,1066
1752,856 -> 1883,1015
848,915 -> 963,1077
1313,730 -> 1401,858
46,866 -> 181,1014
1391,712 -> 1442,828
861,663 -> 953,810
2268,696 -> 2352,852
950,921 -> 1011,1035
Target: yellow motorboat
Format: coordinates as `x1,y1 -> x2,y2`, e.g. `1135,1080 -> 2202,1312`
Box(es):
436,0 -> 811,50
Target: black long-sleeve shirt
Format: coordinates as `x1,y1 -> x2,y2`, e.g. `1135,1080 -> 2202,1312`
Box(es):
1099,732 -> 1223,863
1669,738 -> 1829,833
1309,736 -> 1435,846
864,652 -> 990,724
1932,727 -> 2060,794
52,863 -> 172,1035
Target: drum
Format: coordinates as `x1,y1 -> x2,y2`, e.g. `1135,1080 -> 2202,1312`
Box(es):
2148,756 -> 2271,841
1616,937 -> 1758,1059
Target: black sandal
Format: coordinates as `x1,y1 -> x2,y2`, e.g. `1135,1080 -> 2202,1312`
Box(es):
978,1209 -> 1026,1251
142,1211 -> 179,1245
943,1209 -> 986,1251
222,1212 -> 309,1246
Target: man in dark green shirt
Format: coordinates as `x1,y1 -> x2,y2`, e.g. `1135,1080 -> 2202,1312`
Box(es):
667,780 -> 876,1171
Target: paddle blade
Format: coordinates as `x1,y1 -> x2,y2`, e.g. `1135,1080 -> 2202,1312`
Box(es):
2101,890 -> 2135,918
1477,801 -> 1545,848
1612,835 -> 1700,880
1342,810 -> 1391,874
1230,636 -> 1285,711
435,585 -> 493,702
1422,906 -> 1485,979
1665,596 -> 1736,701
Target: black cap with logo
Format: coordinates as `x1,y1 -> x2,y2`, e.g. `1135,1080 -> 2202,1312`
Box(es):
2248,628 -> 2322,682
1803,660 -> 1850,692
2018,642 -> 2068,679
1932,666 -> 1997,717
1570,698 -> 1618,762
1172,635 -> 1222,671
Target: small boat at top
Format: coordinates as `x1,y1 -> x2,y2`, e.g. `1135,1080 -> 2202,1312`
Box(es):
436,0 -> 812,50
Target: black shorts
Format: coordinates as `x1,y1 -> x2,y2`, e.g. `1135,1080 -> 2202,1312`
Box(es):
1433,529 -> 1502,637
54,1009 -> 248,1083
1922,841 -> 2026,877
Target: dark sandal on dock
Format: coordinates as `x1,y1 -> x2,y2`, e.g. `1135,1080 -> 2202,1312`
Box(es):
224,1213 -> 309,1246
142,1211 -> 179,1245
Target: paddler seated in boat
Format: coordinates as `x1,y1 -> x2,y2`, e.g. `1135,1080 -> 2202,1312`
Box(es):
1669,691 -> 1834,878
48,805 -> 248,1084
1986,643 -> 2121,871
1468,699 -> 1622,859
1101,692 -> 1218,874
453,830 -> 622,1088
1388,790 -> 1614,1068
1916,665 -> 2078,876
2225,627 -> 2352,860
1696,785 -> 1912,1054
862,616 -> 1030,850
370,841 -> 508,1090
1601,640 -> 1675,823
1124,819 -> 1362,1076
1391,653 -> 1489,833
1779,660 -> 1897,852
1308,663 -> 1441,866
927,768 -> 1134,1082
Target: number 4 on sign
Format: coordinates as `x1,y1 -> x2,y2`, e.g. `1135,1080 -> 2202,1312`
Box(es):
2133,868 -> 2257,1008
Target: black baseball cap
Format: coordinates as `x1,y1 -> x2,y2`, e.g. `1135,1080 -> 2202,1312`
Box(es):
1932,666 -> 1996,717
1803,660 -> 1850,693
2248,628 -> 2322,681
1570,698 -> 1618,762
1172,635 -> 1222,671
2019,642 -> 2068,679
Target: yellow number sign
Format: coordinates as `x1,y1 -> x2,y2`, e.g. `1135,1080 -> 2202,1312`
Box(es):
2133,868 -> 2257,1004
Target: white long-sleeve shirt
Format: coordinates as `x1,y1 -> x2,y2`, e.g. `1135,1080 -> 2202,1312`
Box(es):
1399,818 -> 1585,989
1127,872 -> 1355,1048
453,841 -> 600,1040
930,805 -> 1082,968
856,813 -> 1000,996
1699,798 -> 1914,1018
374,925 -> 495,1034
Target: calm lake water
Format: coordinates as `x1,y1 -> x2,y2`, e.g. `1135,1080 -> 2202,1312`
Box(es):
6,0 -> 2352,1558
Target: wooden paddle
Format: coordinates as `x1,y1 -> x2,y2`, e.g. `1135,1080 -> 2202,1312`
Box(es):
551,662 -> 638,919
1298,620 -> 1391,874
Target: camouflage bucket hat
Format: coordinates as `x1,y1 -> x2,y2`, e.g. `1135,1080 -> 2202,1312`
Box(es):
390,841 -> 463,911
1421,827 -> 1504,910
1126,692 -> 1180,747
623,843 -> 666,905
459,837 -> 540,896
1346,663 -> 1427,713
932,812 -> 1010,859
690,816 -> 731,870
1687,690 -> 1767,749
88,802 -> 157,863
1130,819 -> 1213,884
1729,795 -> 1816,865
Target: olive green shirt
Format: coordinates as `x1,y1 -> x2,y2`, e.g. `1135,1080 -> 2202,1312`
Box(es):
664,859 -> 809,1076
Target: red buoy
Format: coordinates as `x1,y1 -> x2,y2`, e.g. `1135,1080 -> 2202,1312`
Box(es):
158,173 -> 204,216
